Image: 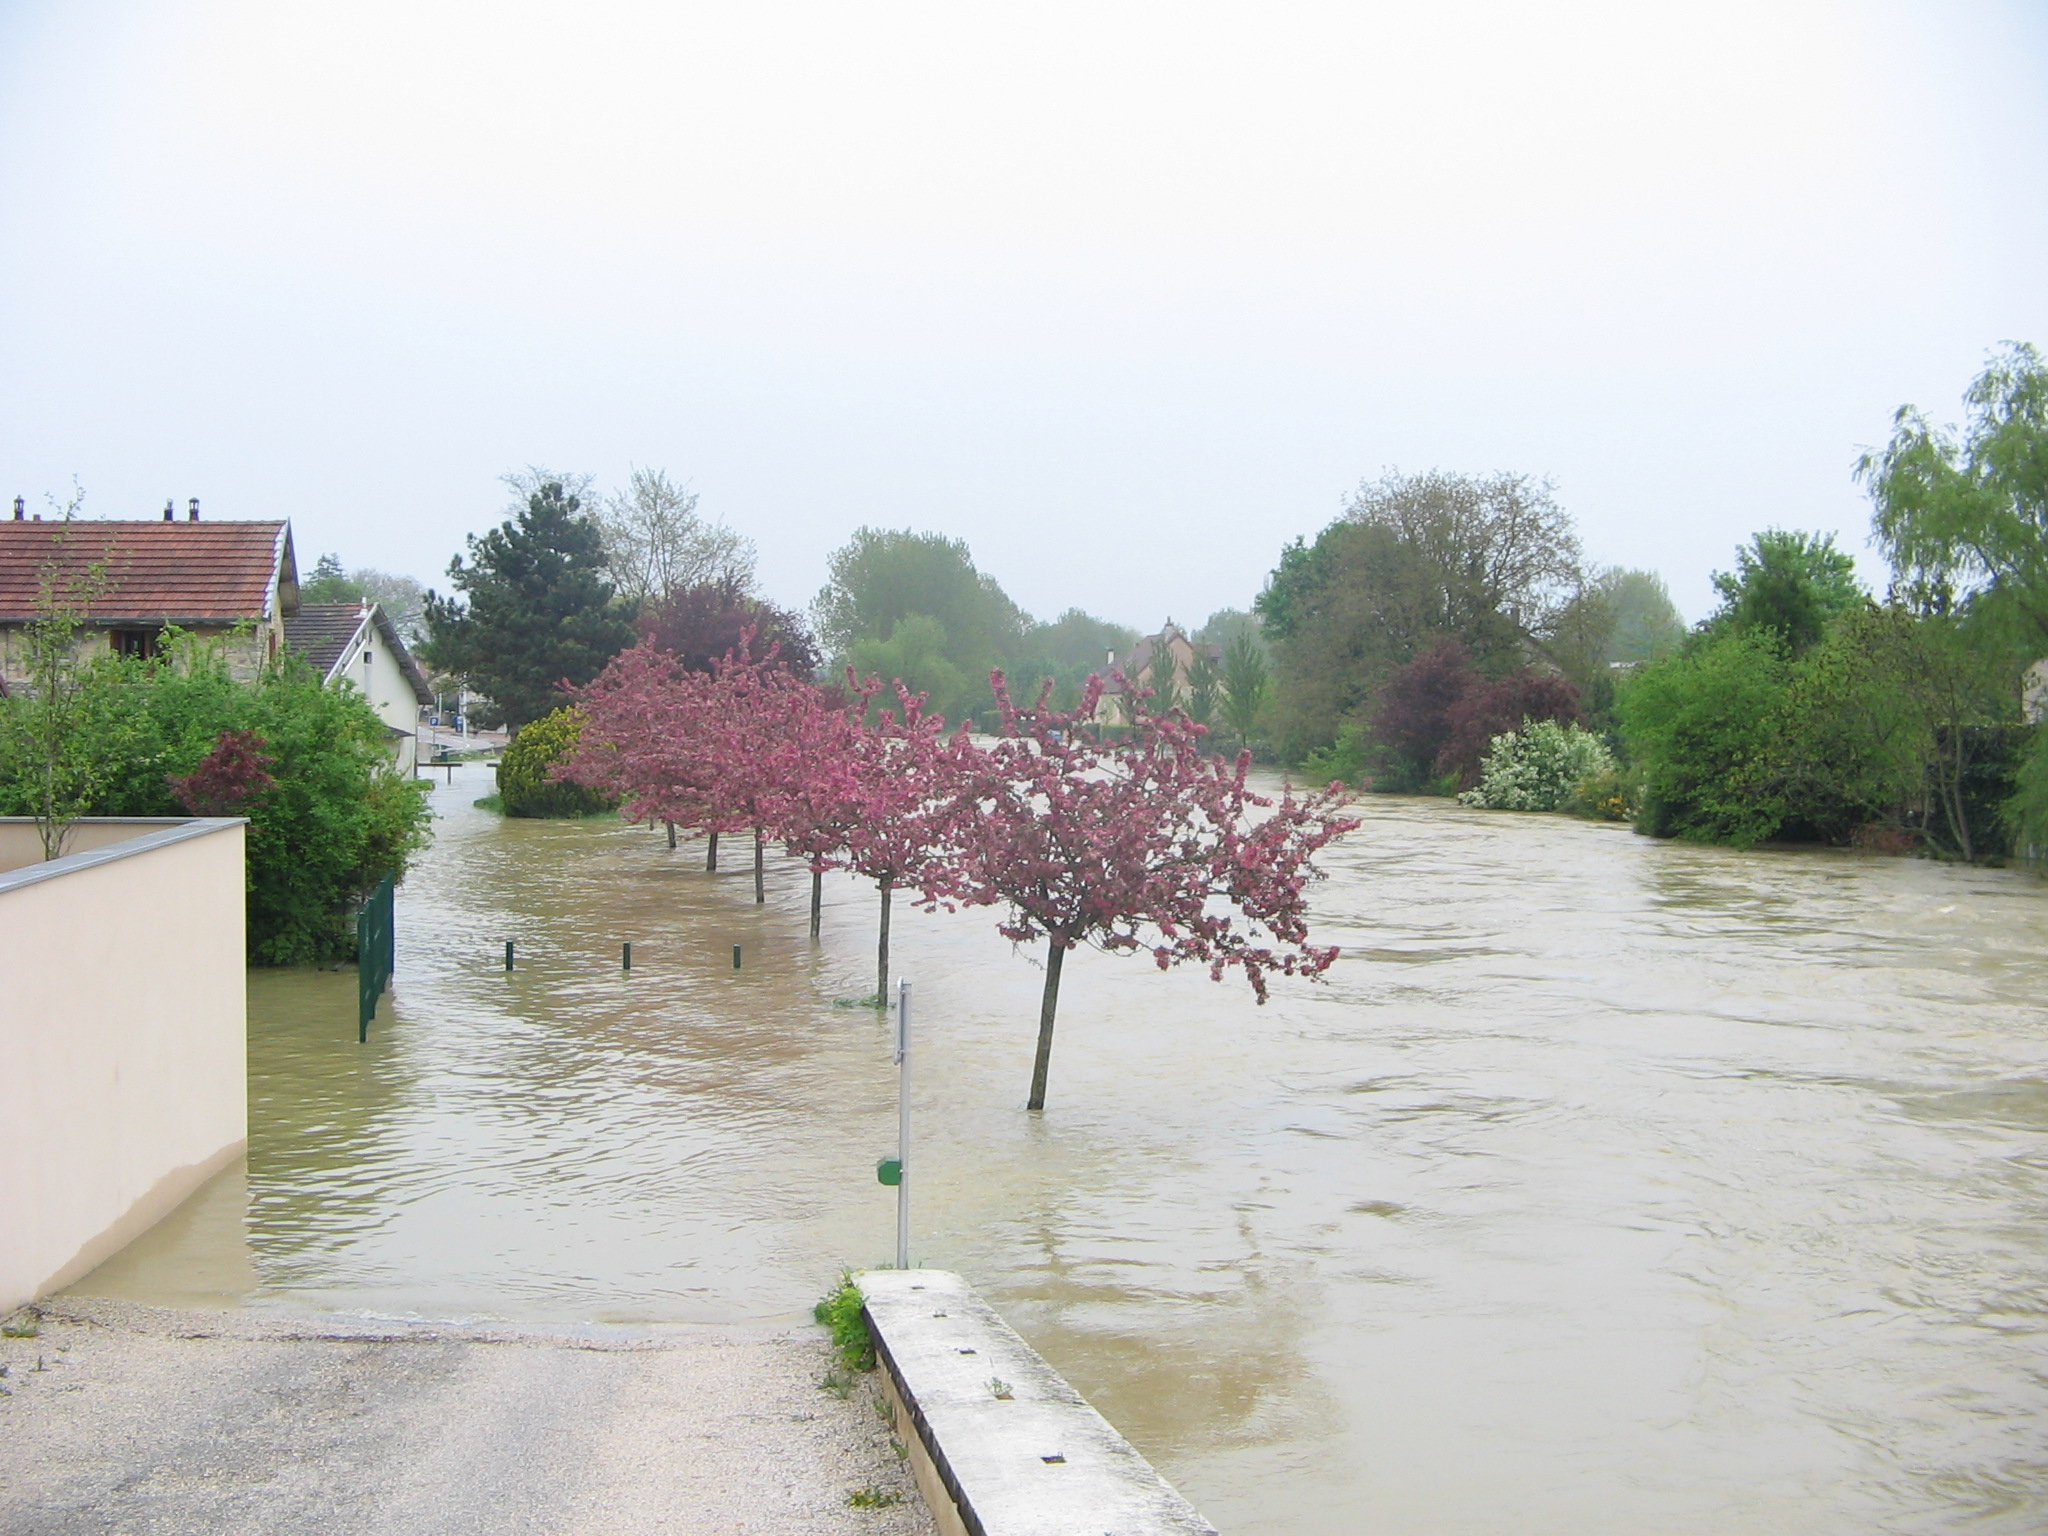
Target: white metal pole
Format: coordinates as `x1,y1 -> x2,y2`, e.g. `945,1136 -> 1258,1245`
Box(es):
896,977 -> 911,1271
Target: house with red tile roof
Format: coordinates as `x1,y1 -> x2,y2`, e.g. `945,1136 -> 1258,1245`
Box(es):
0,501 -> 298,691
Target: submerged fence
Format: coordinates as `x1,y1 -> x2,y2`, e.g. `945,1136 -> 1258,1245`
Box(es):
358,871 -> 395,1042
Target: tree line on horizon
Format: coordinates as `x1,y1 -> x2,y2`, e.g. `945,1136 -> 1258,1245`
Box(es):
415,341 -> 2047,864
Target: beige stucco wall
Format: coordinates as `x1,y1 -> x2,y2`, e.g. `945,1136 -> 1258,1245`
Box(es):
0,818 -> 248,1311
329,621 -> 425,771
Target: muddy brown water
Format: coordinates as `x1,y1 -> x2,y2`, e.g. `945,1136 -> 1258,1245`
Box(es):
73,764 -> 2048,1533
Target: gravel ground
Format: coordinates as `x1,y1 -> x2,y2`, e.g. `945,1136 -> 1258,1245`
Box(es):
0,1298 -> 933,1536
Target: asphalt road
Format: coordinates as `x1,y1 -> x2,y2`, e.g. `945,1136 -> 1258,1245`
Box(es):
0,1299 -> 931,1536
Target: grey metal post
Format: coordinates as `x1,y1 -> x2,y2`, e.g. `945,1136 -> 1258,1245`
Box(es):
895,977 -> 911,1271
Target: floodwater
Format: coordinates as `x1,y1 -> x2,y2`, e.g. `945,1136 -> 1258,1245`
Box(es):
73,764 -> 2048,1534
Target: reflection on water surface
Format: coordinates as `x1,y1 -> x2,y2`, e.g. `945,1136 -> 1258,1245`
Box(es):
73,769 -> 2048,1534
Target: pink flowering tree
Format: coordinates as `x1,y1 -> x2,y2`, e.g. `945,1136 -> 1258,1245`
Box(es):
953,672 -> 1358,1110
836,673 -> 976,1004
559,641 -> 722,850
691,641 -> 819,904
565,636 -> 821,903
775,689 -> 870,939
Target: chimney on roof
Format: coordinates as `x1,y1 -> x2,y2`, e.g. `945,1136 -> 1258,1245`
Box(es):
188,498 -> 200,521
163,500 -> 175,522
11,496 -> 21,521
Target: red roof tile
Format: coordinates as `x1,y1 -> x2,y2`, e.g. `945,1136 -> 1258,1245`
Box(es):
0,521 -> 294,624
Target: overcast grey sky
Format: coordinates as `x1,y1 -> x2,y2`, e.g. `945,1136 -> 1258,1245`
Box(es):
2,1 -> 2043,628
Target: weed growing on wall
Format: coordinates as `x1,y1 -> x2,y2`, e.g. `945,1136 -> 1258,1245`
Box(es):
813,1274 -> 876,1373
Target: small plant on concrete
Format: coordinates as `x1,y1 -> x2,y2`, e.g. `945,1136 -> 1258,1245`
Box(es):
813,1274 -> 875,1372
987,1376 -> 1013,1400
0,1310 -> 39,1339
819,1368 -> 853,1400
846,1486 -> 904,1509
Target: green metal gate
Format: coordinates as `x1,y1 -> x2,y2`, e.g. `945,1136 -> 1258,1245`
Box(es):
357,871 -> 395,1042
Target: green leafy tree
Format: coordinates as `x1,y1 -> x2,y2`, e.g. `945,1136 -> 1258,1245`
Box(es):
1195,608 -> 1268,659
848,615 -> 969,719
813,528 -> 1025,715
1708,530 -> 1862,655
1599,569 -> 1687,665
1619,628 -> 1792,846
1762,603 -> 1926,844
1857,343 -> 2048,864
1218,629 -> 1270,753
0,531 -> 116,858
1256,471 -> 1583,761
422,480 -> 636,732
1004,608 -> 1139,710
1184,648 -> 1221,726
300,553 -> 363,604
1859,341 -> 2048,645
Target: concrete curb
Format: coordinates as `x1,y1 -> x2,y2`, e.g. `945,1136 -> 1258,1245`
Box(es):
858,1269 -> 1216,1536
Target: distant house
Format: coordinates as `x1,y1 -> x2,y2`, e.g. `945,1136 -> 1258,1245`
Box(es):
1093,620 -> 1222,727
2024,659 -> 2048,725
0,502 -> 298,689
284,603 -> 434,771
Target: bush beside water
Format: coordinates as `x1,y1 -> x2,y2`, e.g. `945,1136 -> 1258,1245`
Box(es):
1459,721 -> 1616,812
0,636 -> 433,964
495,707 -> 618,818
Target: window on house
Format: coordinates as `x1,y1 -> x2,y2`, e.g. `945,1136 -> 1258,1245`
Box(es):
110,627 -> 162,659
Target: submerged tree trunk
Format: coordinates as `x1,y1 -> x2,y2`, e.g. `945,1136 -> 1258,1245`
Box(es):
666,820 -> 677,850
810,867 -> 823,940
753,828 -> 766,904
876,876 -> 893,1004
1026,941 -> 1068,1112
705,830 -> 719,872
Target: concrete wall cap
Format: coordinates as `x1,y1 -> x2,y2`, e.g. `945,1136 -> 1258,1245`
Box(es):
0,818 -> 247,898
858,1268 -> 1217,1536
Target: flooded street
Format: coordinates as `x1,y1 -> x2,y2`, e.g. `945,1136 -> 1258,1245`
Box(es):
74,764 -> 2048,1534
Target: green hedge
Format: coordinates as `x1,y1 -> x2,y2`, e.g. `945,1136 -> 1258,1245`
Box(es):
496,706 -> 617,818
0,638 -> 433,965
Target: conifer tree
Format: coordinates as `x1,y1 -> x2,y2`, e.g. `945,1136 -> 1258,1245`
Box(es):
423,481 -> 636,732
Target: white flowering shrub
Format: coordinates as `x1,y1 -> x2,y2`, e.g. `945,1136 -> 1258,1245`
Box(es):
1458,719 -> 1616,812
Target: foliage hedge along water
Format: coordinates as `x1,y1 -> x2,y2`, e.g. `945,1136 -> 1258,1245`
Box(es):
0,635 -> 433,965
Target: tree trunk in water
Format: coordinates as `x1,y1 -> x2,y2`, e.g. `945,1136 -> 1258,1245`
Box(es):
810,868 -> 823,940
876,877 -> 893,1004
753,828 -> 765,904
666,820 -> 677,850
1026,942 -> 1067,1111
705,830 -> 719,872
